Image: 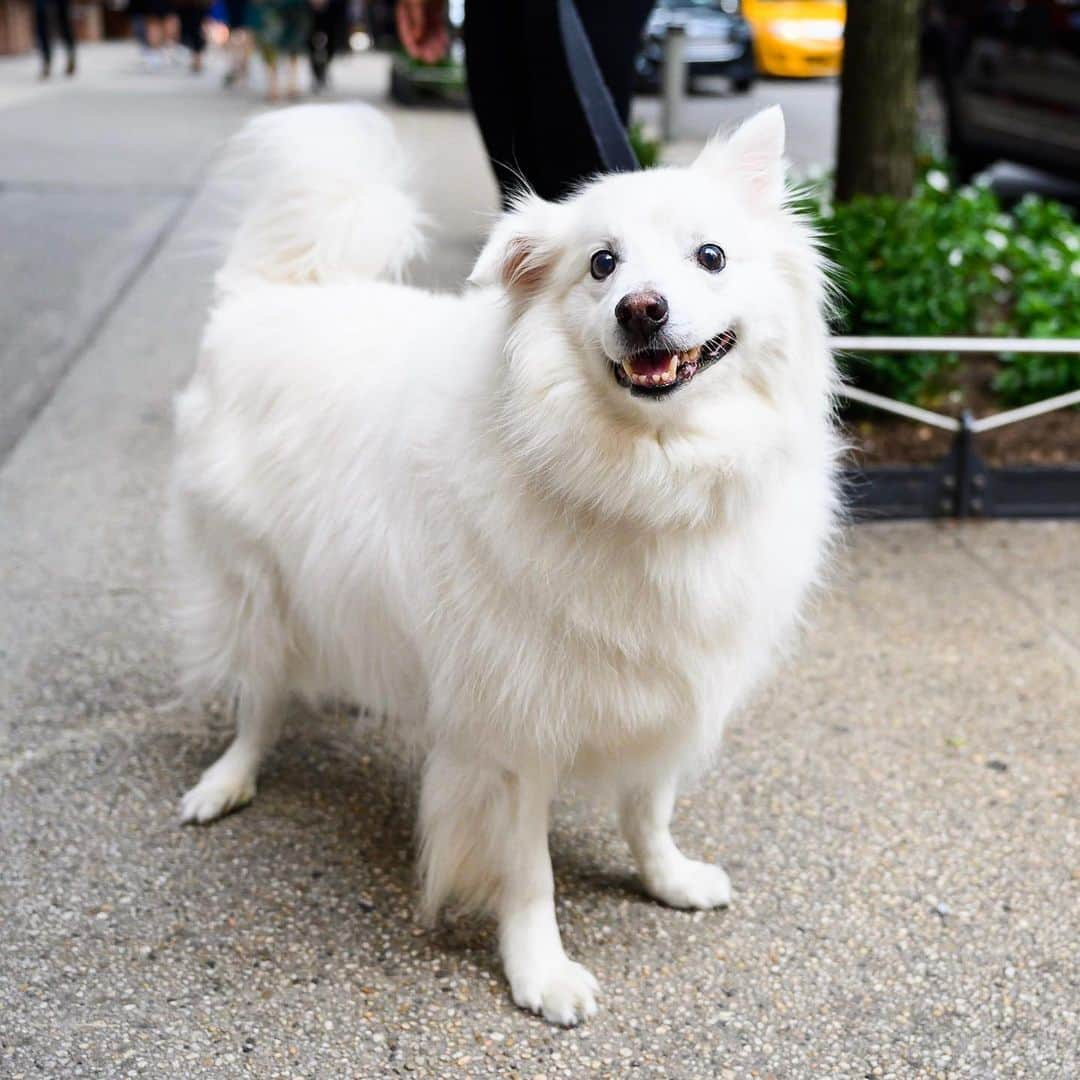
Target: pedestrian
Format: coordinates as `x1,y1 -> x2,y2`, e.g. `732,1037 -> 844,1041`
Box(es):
249,0 -> 311,101
308,0 -> 347,93
33,0 -> 76,79
395,0 -> 655,204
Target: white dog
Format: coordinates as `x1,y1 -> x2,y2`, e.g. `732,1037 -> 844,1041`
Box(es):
168,104 -> 838,1025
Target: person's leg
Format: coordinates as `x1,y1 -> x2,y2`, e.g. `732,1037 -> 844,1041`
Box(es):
145,15 -> 163,48
54,0 -> 76,72
225,28 -> 251,85
521,0 -> 655,199
33,0 -> 52,75
223,0 -> 246,84
164,11 -> 180,50
575,0 -> 655,125
235,29 -> 251,78
284,52 -> 299,98
265,53 -> 279,100
325,0 -> 345,68
179,7 -> 206,70
467,0 -> 654,202
308,2 -> 329,89
464,1 -> 528,206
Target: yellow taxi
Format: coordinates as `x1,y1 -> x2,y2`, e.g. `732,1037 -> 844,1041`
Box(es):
742,0 -> 845,78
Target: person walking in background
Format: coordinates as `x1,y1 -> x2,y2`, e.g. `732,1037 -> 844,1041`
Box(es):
250,0 -> 311,101
33,0 -> 76,79
395,0 -> 654,204
308,0 -> 347,93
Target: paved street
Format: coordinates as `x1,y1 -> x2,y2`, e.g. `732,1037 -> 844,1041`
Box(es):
2,43 -> 1078,1080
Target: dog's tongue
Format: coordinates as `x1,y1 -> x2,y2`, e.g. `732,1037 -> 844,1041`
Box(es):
621,346 -> 701,389
622,350 -> 679,387
625,351 -> 677,377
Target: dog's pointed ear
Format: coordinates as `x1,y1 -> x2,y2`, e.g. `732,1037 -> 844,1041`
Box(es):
469,192 -> 561,293
693,106 -> 786,210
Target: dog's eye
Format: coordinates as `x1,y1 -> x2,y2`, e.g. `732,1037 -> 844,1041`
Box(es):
696,244 -> 726,273
590,249 -> 617,280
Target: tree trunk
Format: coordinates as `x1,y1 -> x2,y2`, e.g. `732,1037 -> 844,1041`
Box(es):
835,0 -> 921,201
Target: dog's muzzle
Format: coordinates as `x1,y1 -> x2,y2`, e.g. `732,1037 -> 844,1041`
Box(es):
611,328 -> 738,400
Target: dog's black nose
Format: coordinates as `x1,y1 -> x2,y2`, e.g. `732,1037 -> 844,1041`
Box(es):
615,291 -> 669,339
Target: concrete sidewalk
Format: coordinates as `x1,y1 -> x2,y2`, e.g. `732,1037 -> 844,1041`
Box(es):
2,43 -> 1078,1080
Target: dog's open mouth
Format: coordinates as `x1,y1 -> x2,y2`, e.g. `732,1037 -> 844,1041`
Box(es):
611,329 -> 737,399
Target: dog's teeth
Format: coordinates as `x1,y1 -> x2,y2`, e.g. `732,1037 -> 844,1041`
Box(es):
656,354 -> 679,385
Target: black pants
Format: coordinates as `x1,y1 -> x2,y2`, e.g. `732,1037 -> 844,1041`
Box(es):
309,0 -> 348,87
464,0 -> 655,204
178,7 -> 208,55
34,0 -> 75,67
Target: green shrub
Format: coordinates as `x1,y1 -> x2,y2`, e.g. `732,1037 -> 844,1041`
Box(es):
800,166 -> 1080,407
629,123 -> 662,169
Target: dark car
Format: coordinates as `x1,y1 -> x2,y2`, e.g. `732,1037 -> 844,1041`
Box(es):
923,0 -> 1080,183
637,0 -> 757,93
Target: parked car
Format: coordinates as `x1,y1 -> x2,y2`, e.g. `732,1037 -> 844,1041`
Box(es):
636,0 -> 756,93
923,0 -> 1080,183
741,0 -> 844,78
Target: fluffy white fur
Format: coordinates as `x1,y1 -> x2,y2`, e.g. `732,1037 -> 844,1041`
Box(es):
168,103 -> 839,1026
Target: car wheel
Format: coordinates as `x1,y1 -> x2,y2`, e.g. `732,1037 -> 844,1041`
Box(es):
732,76 -> 754,94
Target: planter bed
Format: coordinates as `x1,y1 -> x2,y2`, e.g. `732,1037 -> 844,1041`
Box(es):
842,414 -> 1080,521
834,343 -> 1080,520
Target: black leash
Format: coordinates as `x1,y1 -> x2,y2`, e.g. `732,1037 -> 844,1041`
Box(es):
556,0 -> 640,175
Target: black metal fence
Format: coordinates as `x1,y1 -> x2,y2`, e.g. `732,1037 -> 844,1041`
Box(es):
835,337 -> 1080,520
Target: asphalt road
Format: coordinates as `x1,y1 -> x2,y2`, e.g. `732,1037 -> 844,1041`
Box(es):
2,43 -> 1078,1080
633,74 -> 840,171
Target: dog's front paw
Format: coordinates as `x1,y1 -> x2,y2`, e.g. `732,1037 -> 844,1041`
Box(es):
180,768 -> 256,825
643,856 -> 731,910
509,958 -> 599,1026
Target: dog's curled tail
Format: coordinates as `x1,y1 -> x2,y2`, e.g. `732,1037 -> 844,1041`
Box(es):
218,104 -> 425,287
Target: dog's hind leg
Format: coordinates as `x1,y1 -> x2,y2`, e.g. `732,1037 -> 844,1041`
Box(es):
175,533 -> 291,825
618,769 -> 731,910
181,681 -> 286,824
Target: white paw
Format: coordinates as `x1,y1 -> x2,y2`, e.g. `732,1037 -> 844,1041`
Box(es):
509,958 -> 600,1026
644,857 -> 732,910
180,768 -> 256,825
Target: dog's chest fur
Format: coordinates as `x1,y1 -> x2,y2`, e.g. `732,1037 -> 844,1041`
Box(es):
419,455 -> 826,763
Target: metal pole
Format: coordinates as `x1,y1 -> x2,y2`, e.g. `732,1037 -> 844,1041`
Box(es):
661,27 -> 686,142
831,335 -> 1080,354
955,409 -> 975,518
